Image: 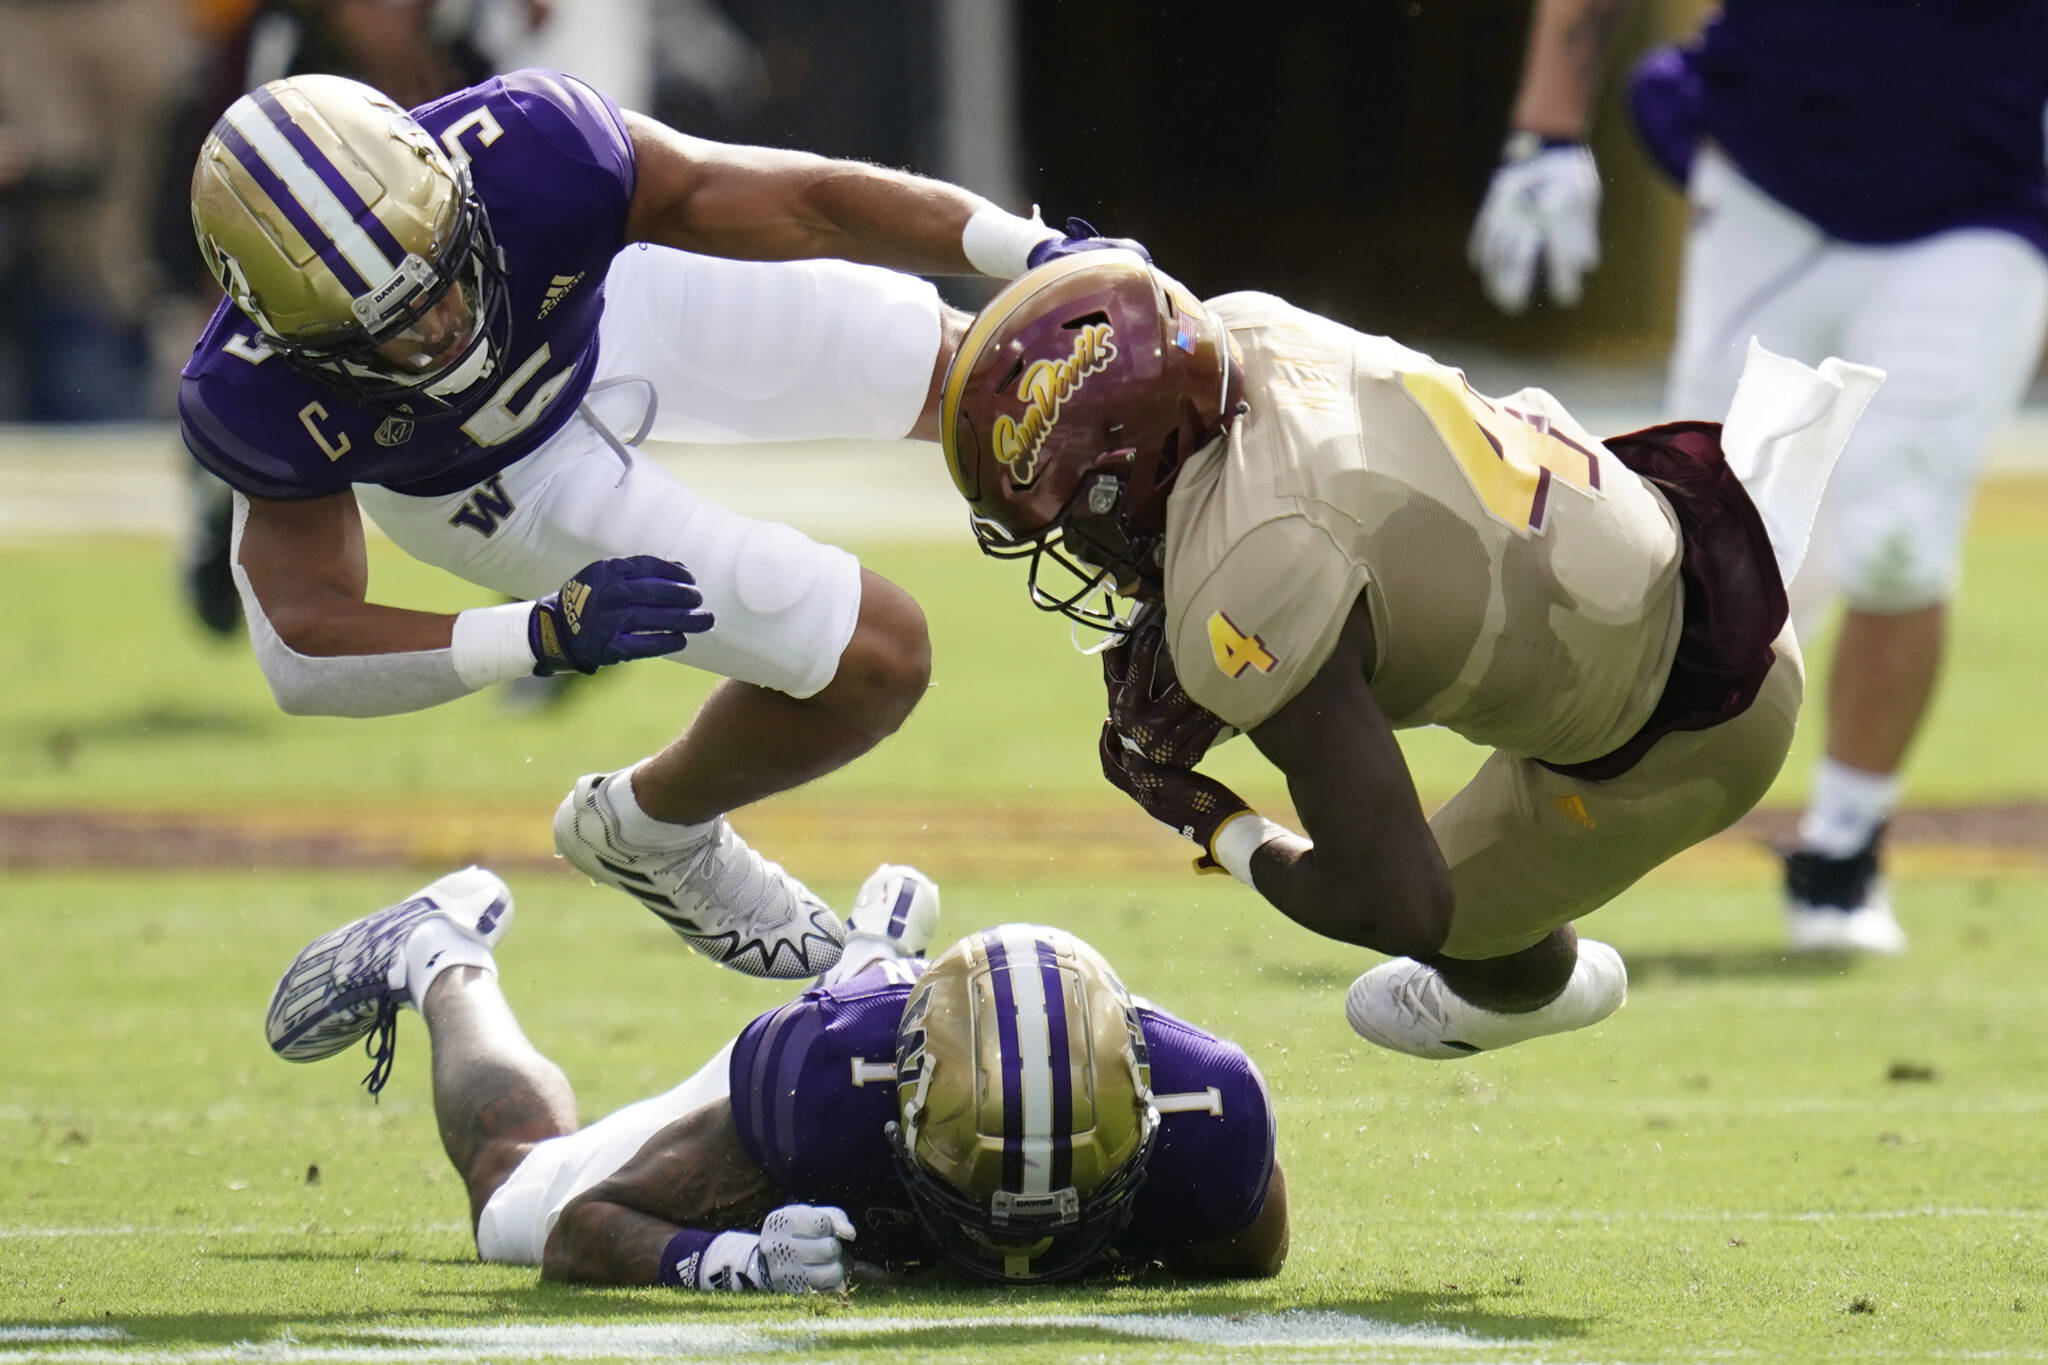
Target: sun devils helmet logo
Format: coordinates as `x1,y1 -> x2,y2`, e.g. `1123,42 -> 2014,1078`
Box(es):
189,74 -> 511,420
939,251 -> 1243,629
989,322 -> 1118,489
886,925 -> 1157,1283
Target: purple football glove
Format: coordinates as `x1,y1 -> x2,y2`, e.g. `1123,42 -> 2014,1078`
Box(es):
1026,216 -> 1151,270
529,555 -> 713,676
1102,604 -> 1233,769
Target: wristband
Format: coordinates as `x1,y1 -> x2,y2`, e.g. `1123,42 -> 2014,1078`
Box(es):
450,601 -> 539,689
1210,812 -> 1291,887
1501,130 -> 1586,163
962,203 -> 1061,279
656,1228 -> 718,1287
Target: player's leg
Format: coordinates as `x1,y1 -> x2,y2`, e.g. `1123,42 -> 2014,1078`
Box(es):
263,867 -> 577,1226
352,251 -> 961,978
1781,229 -> 2048,952
417,966 -> 577,1228
1347,632 -> 1803,1059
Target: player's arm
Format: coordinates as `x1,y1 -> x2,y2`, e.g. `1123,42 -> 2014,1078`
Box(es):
544,1099 -> 855,1293
621,112 -> 1135,281
1469,0 -> 1638,312
1239,593 -> 1454,959
1154,1158 -> 1289,1280
1509,0 -> 1639,138
231,491 -> 712,716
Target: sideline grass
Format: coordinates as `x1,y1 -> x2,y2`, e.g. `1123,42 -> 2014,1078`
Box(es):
4,865 -> 2046,1361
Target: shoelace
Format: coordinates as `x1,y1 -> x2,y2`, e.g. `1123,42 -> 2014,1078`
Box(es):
632,828 -> 809,936
360,996 -> 401,1099
1388,969 -> 1454,1035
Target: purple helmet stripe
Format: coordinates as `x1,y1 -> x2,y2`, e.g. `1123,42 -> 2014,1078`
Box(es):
1035,939 -> 1074,1191
215,120 -> 373,298
981,931 -> 1027,1193
886,882 -> 916,940
251,85 -> 412,269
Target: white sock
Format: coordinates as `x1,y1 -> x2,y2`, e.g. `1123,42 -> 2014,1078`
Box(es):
395,918 -> 496,1011
1797,757 -> 1900,858
603,766 -> 721,848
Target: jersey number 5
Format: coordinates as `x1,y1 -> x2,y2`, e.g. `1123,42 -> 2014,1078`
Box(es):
1401,369 -> 1601,536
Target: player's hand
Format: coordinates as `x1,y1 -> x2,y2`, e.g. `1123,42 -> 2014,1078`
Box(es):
1028,216 -> 1151,269
753,1204 -> 856,1295
1099,720 -> 1252,870
1102,605 -> 1235,769
1468,135 -> 1601,313
528,555 -> 713,676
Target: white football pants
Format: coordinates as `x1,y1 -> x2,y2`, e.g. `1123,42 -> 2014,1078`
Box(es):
357,244 -> 944,697
1667,147 -> 2048,620
475,1041 -> 734,1265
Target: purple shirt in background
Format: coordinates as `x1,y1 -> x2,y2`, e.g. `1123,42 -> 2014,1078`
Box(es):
1632,1 -> 2048,258
727,962 -> 1278,1270
179,70 -> 637,500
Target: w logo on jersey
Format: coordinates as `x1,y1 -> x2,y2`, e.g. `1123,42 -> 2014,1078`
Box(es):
447,474 -> 516,537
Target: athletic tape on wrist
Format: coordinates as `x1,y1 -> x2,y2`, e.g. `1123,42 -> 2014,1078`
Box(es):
1211,812 -> 1291,887
450,601 -> 539,690
962,204 -> 1060,279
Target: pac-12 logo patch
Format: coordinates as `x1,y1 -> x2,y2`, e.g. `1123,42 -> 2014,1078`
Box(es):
1208,611 -> 1278,679
990,322 -> 1117,487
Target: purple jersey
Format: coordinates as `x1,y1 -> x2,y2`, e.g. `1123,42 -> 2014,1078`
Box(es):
178,70 -> 636,500
1681,2 -> 2048,255
728,962 -> 1278,1269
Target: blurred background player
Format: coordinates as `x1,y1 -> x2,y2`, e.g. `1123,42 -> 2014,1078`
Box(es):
942,251 -> 1878,1061
1468,0 -> 2048,955
263,863 -> 1286,1287
182,68 -> 1135,980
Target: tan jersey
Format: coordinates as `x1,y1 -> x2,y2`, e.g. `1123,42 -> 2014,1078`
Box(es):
1164,292 -> 1684,766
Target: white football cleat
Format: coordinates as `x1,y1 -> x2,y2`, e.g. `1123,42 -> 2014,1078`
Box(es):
1787,894 -> 1907,955
1783,828 -> 1906,955
264,865 -> 513,1093
1345,940 -> 1628,1060
554,772 -> 844,980
846,864 -> 941,958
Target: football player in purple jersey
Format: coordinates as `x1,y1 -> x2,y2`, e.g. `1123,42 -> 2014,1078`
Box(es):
262,863 -> 1288,1288
1470,0 -> 2048,955
183,70 -> 1140,983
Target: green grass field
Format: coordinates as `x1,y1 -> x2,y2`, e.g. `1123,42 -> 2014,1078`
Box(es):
6,480 -> 2048,1362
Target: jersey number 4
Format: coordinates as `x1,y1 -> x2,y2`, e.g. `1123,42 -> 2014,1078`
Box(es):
1401,370 -> 1601,536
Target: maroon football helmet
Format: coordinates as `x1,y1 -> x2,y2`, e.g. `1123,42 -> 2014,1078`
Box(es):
941,251 -> 1243,628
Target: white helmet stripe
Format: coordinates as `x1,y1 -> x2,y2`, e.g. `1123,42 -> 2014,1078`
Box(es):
998,925 -> 1057,1195
223,96 -> 397,294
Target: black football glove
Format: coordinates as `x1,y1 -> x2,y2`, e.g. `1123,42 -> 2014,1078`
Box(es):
529,555 -> 714,676
1102,604 -> 1234,769
1099,720 -> 1252,873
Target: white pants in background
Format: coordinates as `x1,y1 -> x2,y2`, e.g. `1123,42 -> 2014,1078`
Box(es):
1668,147 -> 2048,625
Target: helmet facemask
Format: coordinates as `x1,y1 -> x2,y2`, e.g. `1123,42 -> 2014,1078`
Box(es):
260,175 -> 512,419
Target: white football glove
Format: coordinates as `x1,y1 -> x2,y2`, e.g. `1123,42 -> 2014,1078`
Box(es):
692,1205 -> 855,1295
1468,137 -> 1602,314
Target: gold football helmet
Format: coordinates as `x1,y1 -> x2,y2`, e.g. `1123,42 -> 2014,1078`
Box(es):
888,925 -> 1159,1282
189,74 -> 510,416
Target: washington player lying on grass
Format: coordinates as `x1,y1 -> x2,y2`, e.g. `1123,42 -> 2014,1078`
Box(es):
263,864 -> 1286,1289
